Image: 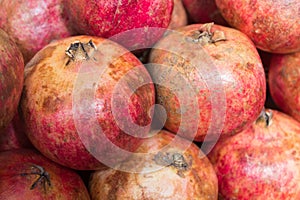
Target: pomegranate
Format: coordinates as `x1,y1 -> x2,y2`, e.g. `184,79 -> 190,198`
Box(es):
0,0 -> 75,63
89,130 -> 218,200
62,0 -> 173,51
168,0 -> 188,30
148,23 -> 266,142
0,149 -> 90,199
20,35 -> 155,170
268,51 -> 300,121
0,29 -> 24,131
182,0 -> 227,25
0,112 -> 33,152
215,0 -> 300,53
208,109 -> 300,199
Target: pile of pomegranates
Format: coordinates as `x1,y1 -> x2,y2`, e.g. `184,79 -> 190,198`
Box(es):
0,0 -> 299,199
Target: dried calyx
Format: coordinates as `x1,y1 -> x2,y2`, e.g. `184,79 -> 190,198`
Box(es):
154,152 -> 189,170
65,40 -> 97,64
187,22 -> 226,45
256,108 -> 273,127
20,164 -> 51,191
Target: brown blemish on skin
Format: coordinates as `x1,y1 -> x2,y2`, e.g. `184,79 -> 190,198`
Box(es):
106,171 -> 129,199
42,96 -> 64,112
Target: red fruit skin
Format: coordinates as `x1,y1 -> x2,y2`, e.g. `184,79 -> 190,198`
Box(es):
268,51 -> 300,121
0,112 -> 33,152
0,149 -> 90,200
208,109 -> 300,199
215,0 -> 300,53
0,0 -> 75,63
0,29 -> 24,131
182,0 -> 228,25
168,0 -> 188,30
89,130 -> 218,200
148,23 -> 266,141
63,0 -> 173,50
20,35 -> 155,170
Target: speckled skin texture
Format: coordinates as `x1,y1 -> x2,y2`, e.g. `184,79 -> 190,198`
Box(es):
268,52 -> 300,121
63,0 -> 173,50
0,0 -> 75,63
89,130 -> 218,200
0,149 -> 90,200
0,112 -> 33,152
182,0 -> 228,25
20,35 -> 155,170
215,0 -> 300,53
0,29 -> 24,131
208,109 -> 300,199
148,24 -> 266,141
168,0 -> 188,30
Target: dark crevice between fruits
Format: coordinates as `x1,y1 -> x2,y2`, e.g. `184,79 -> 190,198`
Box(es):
186,22 -> 226,45
256,108 -> 273,127
154,152 -> 191,178
65,40 -> 97,65
20,164 -> 51,192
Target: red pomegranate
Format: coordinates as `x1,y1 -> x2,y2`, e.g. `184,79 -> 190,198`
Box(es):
0,112 -> 33,152
215,0 -> 300,53
20,35 -> 155,170
62,0 -> 173,51
0,29 -> 24,131
89,130 -> 218,199
268,51 -> 300,121
208,109 -> 300,199
168,0 -> 188,30
148,23 -> 266,142
182,0 -> 227,25
0,149 -> 90,199
0,0 -> 75,63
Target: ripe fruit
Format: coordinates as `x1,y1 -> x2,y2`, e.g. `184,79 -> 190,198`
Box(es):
0,29 -> 24,131
148,23 -> 266,141
268,51 -> 300,121
215,0 -> 300,53
208,109 -> 300,199
20,35 -> 155,170
0,149 -> 90,199
0,0 -> 75,63
89,130 -> 218,200
62,0 -> 173,50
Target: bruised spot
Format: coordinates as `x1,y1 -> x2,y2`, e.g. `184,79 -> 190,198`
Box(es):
42,96 -> 65,112
246,62 -> 255,70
